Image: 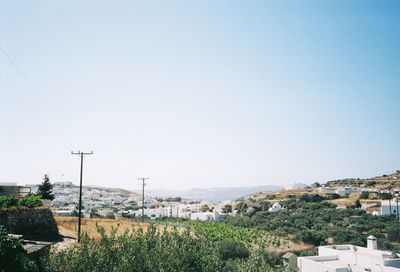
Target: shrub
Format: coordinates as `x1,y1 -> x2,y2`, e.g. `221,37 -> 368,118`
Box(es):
0,195 -> 42,209
294,230 -> 326,246
45,224 -> 224,272
18,195 -> 42,208
0,226 -> 36,271
359,192 -> 370,200
232,249 -> 287,272
0,196 -> 18,208
45,224 -> 289,272
386,223 -> 400,242
217,240 -> 250,260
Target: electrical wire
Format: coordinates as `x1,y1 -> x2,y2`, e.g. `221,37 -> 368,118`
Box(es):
0,46 -> 71,129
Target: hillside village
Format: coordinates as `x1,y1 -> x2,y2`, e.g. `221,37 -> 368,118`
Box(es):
243,171 -> 400,218
2,171 -> 400,271
6,170 -> 400,223
24,181 -> 235,221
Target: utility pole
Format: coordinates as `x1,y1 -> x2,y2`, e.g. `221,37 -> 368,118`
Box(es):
71,151 -> 93,242
138,177 -> 149,222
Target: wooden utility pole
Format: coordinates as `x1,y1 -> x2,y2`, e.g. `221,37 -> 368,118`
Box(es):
138,177 -> 149,222
71,151 -> 93,242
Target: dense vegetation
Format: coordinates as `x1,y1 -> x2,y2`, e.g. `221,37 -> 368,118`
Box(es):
225,194 -> 400,252
179,221 -> 284,248
0,226 -> 37,272
0,195 -> 42,209
45,224 -> 292,272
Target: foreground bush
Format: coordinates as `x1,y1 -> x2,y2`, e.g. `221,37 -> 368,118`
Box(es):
0,226 -> 37,272
45,224 -> 291,272
0,195 -> 42,209
0,196 -> 18,208
46,224 -> 223,272
18,195 -> 43,208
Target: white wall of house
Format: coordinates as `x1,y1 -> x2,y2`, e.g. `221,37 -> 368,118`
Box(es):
298,237 -> 400,272
144,208 -> 169,219
190,212 -> 222,221
381,200 -> 400,219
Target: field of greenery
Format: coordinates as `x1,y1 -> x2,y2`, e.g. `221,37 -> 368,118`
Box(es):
224,194 -> 400,252
165,220 -> 285,249
1,223 -> 293,272
49,224 -> 293,272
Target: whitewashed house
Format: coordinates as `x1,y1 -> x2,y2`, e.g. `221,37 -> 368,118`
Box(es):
298,236 -> 400,272
54,210 -> 73,216
321,187 -> 358,196
143,208 -> 169,220
269,202 -> 282,212
380,200 -> 400,221
190,212 -> 222,221
286,183 -> 308,190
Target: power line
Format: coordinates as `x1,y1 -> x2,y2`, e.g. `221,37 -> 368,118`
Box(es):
0,76 -> 41,122
71,151 -> 94,242
138,177 -> 149,223
0,85 -> 37,123
0,76 -> 66,137
0,46 -> 70,128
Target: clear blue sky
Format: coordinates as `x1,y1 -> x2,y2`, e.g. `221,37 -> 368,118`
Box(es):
0,0 -> 399,190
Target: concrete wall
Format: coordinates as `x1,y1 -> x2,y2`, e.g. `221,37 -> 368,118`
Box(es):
298,257 -> 338,272
0,208 -> 60,241
381,202 -> 399,217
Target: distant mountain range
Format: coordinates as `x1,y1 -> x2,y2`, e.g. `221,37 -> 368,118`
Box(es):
138,185 -> 283,201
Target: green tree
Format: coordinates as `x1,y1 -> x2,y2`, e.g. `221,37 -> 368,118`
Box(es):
217,240 -> 249,260
222,204 -> 233,213
235,201 -> 248,214
386,223 -> 400,242
359,192 -> 369,200
311,182 -> 321,188
201,204 -> 210,212
37,174 -> 54,200
355,199 -> 362,208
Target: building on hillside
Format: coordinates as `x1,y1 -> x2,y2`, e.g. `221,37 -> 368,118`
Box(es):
190,212 -> 223,221
54,181 -> 74,187
0,183 -> 31,197
54,210 -> 74,216
380,200 -> 400,221
286,183 -> 308,190
268,202 -> 282,212
298,236 -> 400,272
321,187 -> 358,196
144,208 -> 169,219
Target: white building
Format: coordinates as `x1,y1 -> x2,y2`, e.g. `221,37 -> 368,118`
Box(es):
287,183 -> 308,190
268,202 -> 282,212
143,208 -> 169,220
298,236 -> 400,272
190,212 -> 222,221
321,187 -> 358,196
54,210 -> 73,216
381,200 -> 400,220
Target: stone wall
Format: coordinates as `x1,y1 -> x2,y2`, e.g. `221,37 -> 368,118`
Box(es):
0,208 -> 60,241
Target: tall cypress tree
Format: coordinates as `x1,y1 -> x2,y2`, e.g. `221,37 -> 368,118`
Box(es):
37,174 -> 54,200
